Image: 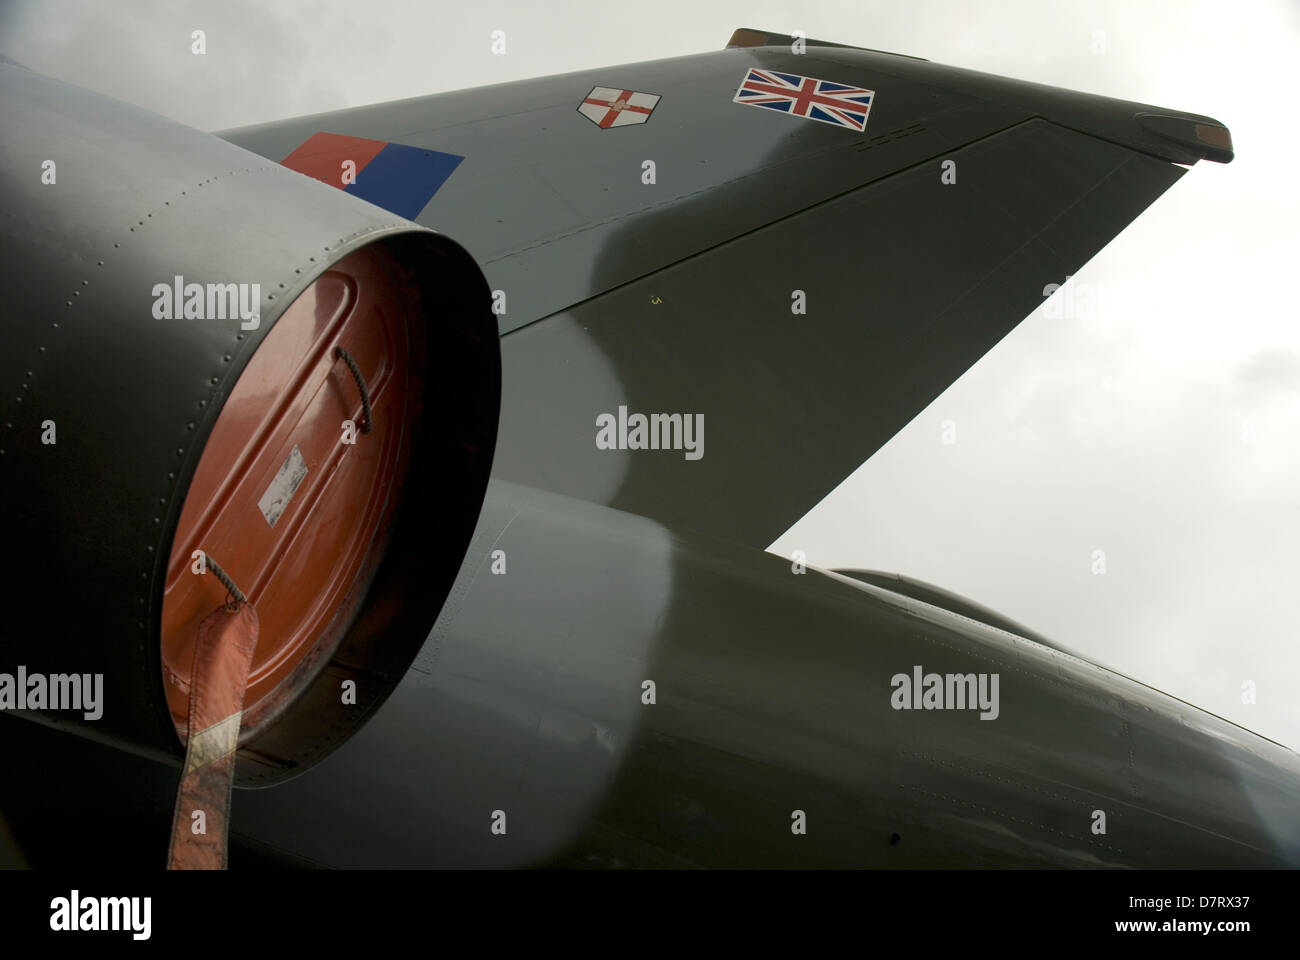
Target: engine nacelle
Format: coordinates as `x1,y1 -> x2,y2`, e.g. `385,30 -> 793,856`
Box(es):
0,61 -> 500,784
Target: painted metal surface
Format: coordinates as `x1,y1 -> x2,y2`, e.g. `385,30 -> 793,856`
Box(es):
222,42 -> 1225,548
160,243 -> 425,743
4,481 -> 1297,867
0,62 -> 501,772
488,118 -> 1186,547
221,41 -> 1227,338
2,34 -> 1289,871
221,482 -> 1300,867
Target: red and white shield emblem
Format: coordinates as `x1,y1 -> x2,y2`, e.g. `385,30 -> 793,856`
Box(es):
578,86 -> 661,128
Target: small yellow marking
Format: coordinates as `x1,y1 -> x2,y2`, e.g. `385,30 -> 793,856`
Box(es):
184,711 -> 242,774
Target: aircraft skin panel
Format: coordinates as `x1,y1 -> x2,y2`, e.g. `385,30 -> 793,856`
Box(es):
2,481 -> 1296,868
491,119 -> 1184,546
221,48 -> 1021,336
5,32 -> 1282,874
231,483 -> 1300,868
219,42 -> 1219,548
219,44 -> 1222,338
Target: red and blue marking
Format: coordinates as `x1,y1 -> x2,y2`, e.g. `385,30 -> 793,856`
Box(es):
280,132 -> 463,220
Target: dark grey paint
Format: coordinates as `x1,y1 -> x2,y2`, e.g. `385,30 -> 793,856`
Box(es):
222,481 -> 1300,867
6,480 -> 1296,867
222,44 -> 1218,548
0,63 -> 500,762
220,44 -> 1224,339
3,37 -> 1289,871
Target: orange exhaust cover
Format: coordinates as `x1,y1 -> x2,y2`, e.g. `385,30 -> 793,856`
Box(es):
161,242 -> 422,748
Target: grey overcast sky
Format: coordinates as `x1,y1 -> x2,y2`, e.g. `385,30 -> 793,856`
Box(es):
4,1 -> 1299,749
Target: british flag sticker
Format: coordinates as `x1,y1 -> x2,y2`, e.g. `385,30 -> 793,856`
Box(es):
578,86 -> 661,128
733,68 -> 875,133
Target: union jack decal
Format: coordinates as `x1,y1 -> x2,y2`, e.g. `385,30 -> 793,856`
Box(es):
733,68 -> 875,132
